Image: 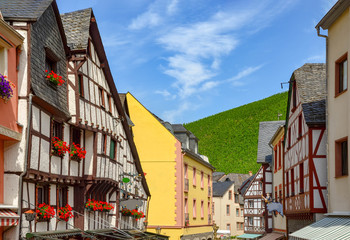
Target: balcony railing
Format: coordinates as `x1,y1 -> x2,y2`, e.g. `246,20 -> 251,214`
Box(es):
184,178 -> 189,192
208,186 -> 212,197
208,214 -> 211,224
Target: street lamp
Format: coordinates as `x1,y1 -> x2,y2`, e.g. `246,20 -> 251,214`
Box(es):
156,226 -> 161,235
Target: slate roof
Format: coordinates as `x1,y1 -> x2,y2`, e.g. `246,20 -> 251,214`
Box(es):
291,63 -> 326,125
213,172 -> 226,182
257,121 -> 285,164
61,8 -> 92,50
239,175 -> 255,196
172,124 -> 188,133
213,181 -> 234,197
0,0 -> 52,21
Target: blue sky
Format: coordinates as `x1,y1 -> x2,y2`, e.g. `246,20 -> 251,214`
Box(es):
57,0 -> 336,124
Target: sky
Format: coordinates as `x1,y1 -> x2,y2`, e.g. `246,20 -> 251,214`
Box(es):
57,0 -> 337,124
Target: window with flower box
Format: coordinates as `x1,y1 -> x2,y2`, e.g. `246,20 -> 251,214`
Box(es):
58,186 -> 68,208
36,185 -> 49,205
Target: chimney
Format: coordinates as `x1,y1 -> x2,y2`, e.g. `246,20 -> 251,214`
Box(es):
249,171 -> 252,176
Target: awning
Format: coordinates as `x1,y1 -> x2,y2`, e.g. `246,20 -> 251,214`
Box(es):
0,209 -> 19,227
237,233 -> 262,239
259,232 -> 284,240
289,216 -> 350,240
26,229 -> 83,239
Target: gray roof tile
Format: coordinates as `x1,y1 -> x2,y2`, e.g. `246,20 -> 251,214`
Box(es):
302,100 -> 326,125
257,121 -> 285,163
213,181 -> 234,197
0,0 -> 52,21
61,8 -> 91,50
239,175 -> 255,196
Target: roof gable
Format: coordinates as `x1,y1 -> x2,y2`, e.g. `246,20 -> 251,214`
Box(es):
0,0 -> 52,21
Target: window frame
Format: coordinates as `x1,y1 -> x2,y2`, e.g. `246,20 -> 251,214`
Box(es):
99,87 -> 105,108
193,199 -> 196,219
299,162 -> 304,193
234,193 -> 239,203
200,171 -> 204,189
228,190 -> 232,200
236,208 -> 239,217
57,186 -> 68,208
110,138 -> 116,160
335,53 -> 348,97
78,74 -> 84,97
226,204 -> 230,216
36,184 -> 49,205
335,137 -> 348,177
193,167 -> 196,186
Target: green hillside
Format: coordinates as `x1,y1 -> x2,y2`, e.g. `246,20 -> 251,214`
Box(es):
184,92 -> 288,174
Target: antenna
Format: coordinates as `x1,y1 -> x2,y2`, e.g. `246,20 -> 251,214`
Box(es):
278,113 -> 282,120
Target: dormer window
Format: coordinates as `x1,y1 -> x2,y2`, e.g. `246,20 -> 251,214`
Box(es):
45,47 -> 59,73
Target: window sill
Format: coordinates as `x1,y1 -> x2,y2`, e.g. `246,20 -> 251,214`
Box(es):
335,89 -> 347,98
335,174 -> 348,179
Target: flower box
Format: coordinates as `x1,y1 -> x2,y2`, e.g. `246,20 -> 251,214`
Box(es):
0,74 -> 15,103
121,208 -> 145,220
52,137 -> 69,157
70,142 -> 86,161
36,203 -> 55,220
45,70 -> 64,86
85,199 -> 114,212
58,204 -> 74,222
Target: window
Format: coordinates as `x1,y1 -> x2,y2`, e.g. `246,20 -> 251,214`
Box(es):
236,222 -> 240,230
184,164 -> 188,178
300,162 -> 304,193
193,168 -> 196,186
45,56 -> 56,73
78,74 -> 84,97
58,186 -> 68,208
226,224 -> 230,231
279,189 -> 282,203
108,95 -> 112,113
335,138 -> 348,177
193,199 -> 196,218
241,209 -> 243,217
226,205 -> 230,215
248,200 -> 253,208
336,53 -> 348,95
99,87 -> 105,108
236,208 -> 239,217
37,185 -> 49,205
291,169 -> 295,196
278,143 -> 282,170
72,128 -> 81,145
286,172 -> 289,197
248,217 -> 253,226
184,198 -> 188,214
234,193 -> 239,203
288,127 -> 291,148
102,134 -> 106,154
201,171 -> 204,188
275,188 -> 278,202
201,201 -> 204,218
228,190 -> 232,200
212,202 -> 215,215
274,146 -> 278,172
52,120 -> 63,139
110,139 -> 116,159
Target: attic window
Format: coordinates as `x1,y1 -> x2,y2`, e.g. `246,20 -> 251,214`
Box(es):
45,47 -> 59,73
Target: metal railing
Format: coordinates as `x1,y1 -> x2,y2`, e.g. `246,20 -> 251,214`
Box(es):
208,214 -> 211,224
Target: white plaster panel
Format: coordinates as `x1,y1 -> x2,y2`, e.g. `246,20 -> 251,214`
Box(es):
82,61 -> 87,75
97,108 -> 101,128
91,42 -> 96,63
41,111 -> 50,137
97,157 -> 101,177
79,160 -> 83,177
84,131 -> 94,175
68,84 -> 76,119
69,62 -> 74,70
32,106 -> 40,132
4,140 -> 24,172
312,130 -> 321,153
18,99 -> 28,126
101,110 -> 106,128
36,222 -> 47,232
97,132 -> 101,154
20,216 -> 29,237
322,189 -> 328,207
317,133 -> 327,156
22,181 -> 29,208
13,22 -> 27,26
57,220 -> 66,231
314,158 -> 327,186
70,161 -> 78,176
85,103 -> 90,124
68,73 -> 75,86
83,76 -> 90,101
50,184 -> 56,205
30,135 -> 40,169
101,157 -> 105,178
17,30 -> 28,97
89,80 -> 95,104
3,174 -> 19,206
88,59 -> 92,77
51,156 -> 61,175
29,183 -> 35,208
68,186 -> 74,207
314,189 -> 323,208
39,139 -> 50,172
62,154 -> 69,176
91,105 -> 96,126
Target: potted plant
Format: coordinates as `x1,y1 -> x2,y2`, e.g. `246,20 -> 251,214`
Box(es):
45,70 -> 64,86
131,209 -> 145,220
52,137 -> 69,157
58,204 -> 74,222
36,203 -> 55,220
121,207 -> 132,216
85,199 -> 101,211
100,201 -> 114,212
70,142 -> 86,161
0,74 -> 15,103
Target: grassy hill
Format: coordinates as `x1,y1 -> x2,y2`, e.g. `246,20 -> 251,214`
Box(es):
184,92 -> 288,174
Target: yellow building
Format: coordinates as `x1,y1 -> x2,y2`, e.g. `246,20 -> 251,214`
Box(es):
123,92 -> 215,240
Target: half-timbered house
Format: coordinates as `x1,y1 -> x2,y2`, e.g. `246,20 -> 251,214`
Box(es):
0,1 -> 150,239
283,63 -> 327,235
239,121 -> 283,238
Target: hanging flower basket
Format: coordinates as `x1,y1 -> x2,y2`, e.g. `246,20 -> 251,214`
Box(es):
131,209 -> 145,220
58,204 -> 74,222
0,74 -> 15,103
121,208 -> 132,216
85,199 -> 114,212
70,142 -> 86,161
52,137 -> 69,157
36,203 -> 55,220
45,70 -> 64,86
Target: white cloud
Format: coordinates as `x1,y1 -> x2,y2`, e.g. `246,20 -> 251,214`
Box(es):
303,55 -> 325,63
167,0 -> 179,15
129,11 -> 161,30
162,101 -> 192,123
155,89 -> 177,100
227,65 -> 264,83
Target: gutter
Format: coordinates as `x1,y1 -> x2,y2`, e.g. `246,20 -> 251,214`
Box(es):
316,26 -> 329,213
18,93 -> 33,239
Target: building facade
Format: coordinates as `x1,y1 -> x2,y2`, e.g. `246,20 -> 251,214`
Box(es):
0,1 -> 150,239
125,92 -> 214,240
283,64 -> 327,235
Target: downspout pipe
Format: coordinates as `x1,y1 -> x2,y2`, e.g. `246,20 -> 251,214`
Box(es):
316,25 -> 329,212
18,93 -> 33,239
